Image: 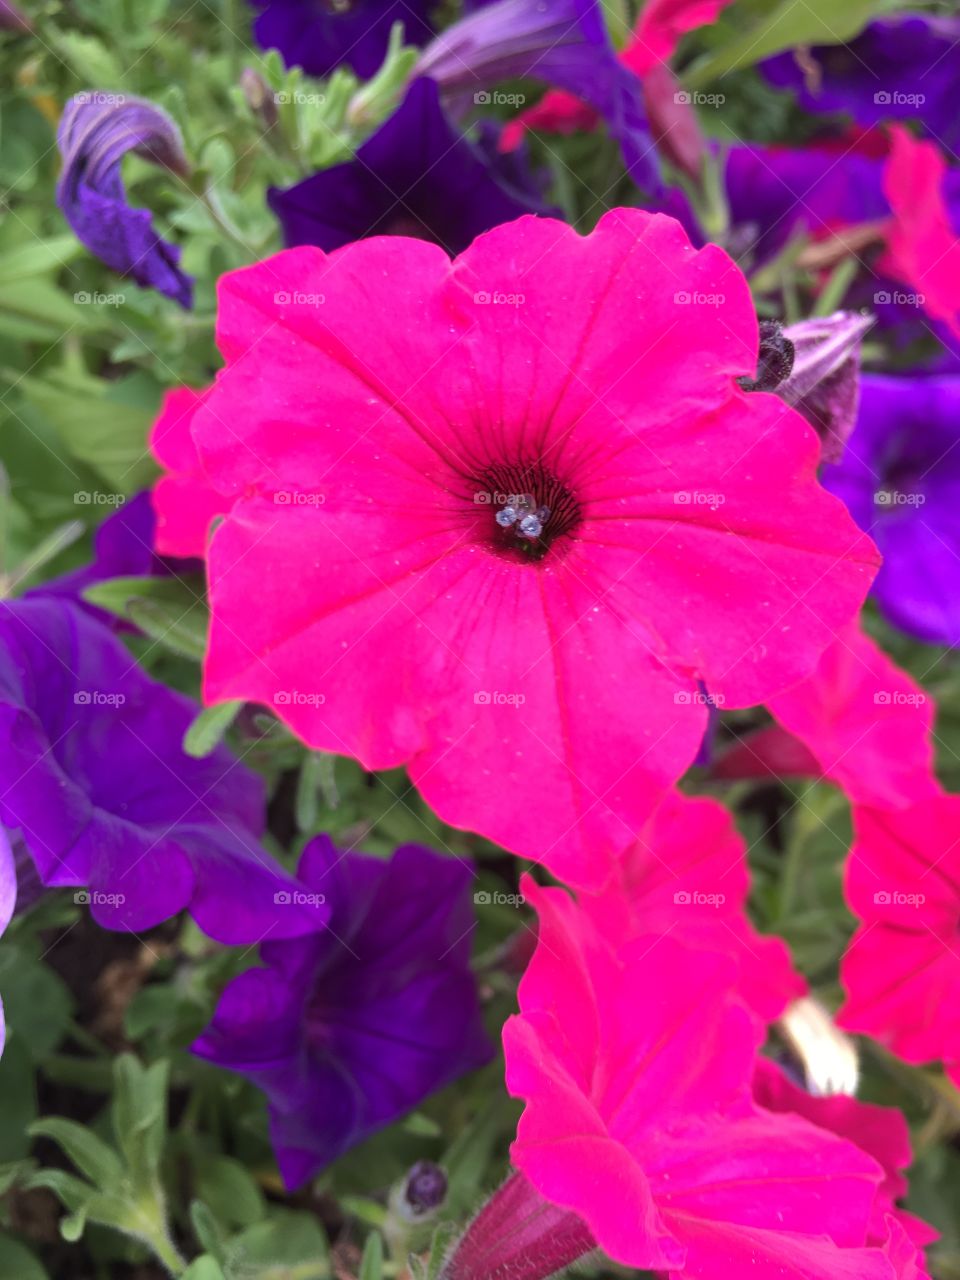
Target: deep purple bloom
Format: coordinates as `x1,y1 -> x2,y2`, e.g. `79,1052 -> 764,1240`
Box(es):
416,0 -> 661,193
35,491 -> 200,627
823,374 -> 960,646
722,143 -> 888,267
57,94 -> 193,308
193,836 -> 493,1187
270,78 -> 551,255
248,0 -> 435,79
0,598 -> 323,942
0,828 -> 15,1059
0,0 -> 30,30
762,15 -> 960,150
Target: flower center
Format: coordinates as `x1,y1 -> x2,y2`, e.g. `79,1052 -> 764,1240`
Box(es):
474,463 -> 581,561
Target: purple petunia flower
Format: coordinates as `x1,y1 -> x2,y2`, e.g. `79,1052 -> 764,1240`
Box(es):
0,828 -> 15,1059
57,94 -> 193,308
823,374 -> 960,647
248,0 -> 435,79
269,78 -> 552,256
193,836 -> 493,1188
762,15 -> 960,150
416,0 -> 661,192
35,491 -> 200,628
0,597 -> 324,942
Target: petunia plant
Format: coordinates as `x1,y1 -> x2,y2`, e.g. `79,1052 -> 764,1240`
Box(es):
1,0 -> 960,1278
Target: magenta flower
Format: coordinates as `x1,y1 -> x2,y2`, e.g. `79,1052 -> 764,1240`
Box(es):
150,386 -> 228,559
493,878 -> 893,1277
754,1057 -> 938,1268
717,621 -> 939,811
580,788 -> 805,1019
189,212 -> 876,889
839,794 -> 960,1089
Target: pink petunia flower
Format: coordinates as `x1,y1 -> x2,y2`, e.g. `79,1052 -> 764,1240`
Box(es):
839,793 -> 960,1089
754,1057 -> 938,1266
714,621 -> 938,810
629,0 -> 736,75
195,211 -> 876,888
580,788 -> 806,1018
880,125 -> 960,340
496,876 -> 893,1277
150,385 -> 230,558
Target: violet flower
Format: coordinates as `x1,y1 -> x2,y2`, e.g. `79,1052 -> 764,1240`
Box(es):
0,597 -> 323,942
270,78 -> 553,255
248,0 -> 436,79
416,0 -> 662,193
57,93 -> 193,308
762,15 -> 960,150
824,373 -> 960,646
193,836 -> 492,1187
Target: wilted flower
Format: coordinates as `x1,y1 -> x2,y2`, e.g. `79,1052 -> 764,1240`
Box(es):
56,93 -> 193,308
416,0 -> 662,191
193,838 -> 492,1187
269,78 -> 552,256
777,311 -> 873,463
190,211 -> 876,888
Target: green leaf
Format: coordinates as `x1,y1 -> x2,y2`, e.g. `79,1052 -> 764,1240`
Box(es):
685,0 -> 892,86
0,1037 -> 37,1162
83,575 -> 209,661
0,944 -> 74,1058
359,1233 -> 384,1280
0,1233 -> 50,1280
183,1258 -> 227,1280
194,1157 -> 267,1231
111,1055 -> 169,1186
0,237 -> 84,285
28,1119 -> 124,1189
183,701 -> 243,758
222,1210 -> 329,1280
